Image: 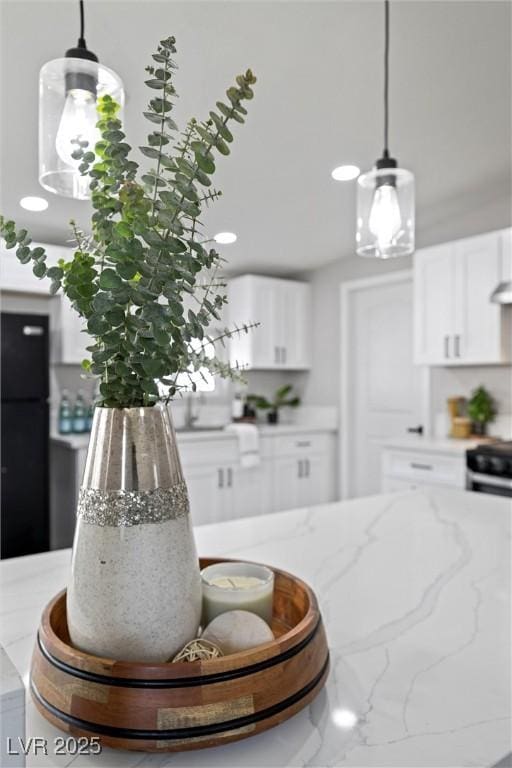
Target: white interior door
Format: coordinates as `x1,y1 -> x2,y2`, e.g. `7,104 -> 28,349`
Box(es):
343,273 -> 427,498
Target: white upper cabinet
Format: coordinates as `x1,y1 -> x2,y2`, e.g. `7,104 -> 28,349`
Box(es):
0,240 -> 65,294
0,240 -> 93,365
227,275 -> 312,370
59,295 -> 90,365
414,241 -> 454,365
454,232 -> 504,364
414,229 -> 511,366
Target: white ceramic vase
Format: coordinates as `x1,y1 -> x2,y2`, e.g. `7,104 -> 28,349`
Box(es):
67,405 -> 202,662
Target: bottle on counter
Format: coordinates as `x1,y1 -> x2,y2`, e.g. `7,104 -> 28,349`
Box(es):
232,392 -> 244,420
58,390 -> 73,434
72,390 -> 88,434
86,401 -> 94,432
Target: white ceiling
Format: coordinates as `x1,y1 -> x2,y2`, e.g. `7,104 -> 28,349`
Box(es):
1,0 -> 511,275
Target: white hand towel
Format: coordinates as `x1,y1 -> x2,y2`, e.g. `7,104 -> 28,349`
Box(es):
225,423 -> 260,468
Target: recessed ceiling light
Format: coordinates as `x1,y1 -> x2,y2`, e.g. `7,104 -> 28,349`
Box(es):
214,232 -> 237,245
331,165 -> 360,181
20,196 -> 49,212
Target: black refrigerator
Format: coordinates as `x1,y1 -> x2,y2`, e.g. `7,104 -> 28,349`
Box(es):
1,312 -> 50,558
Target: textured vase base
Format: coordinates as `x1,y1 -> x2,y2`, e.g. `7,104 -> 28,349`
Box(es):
67,517 -> 201,662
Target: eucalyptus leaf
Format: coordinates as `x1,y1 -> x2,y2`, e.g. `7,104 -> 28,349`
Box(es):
33,261 -> 47,278
99,269 -> 122,291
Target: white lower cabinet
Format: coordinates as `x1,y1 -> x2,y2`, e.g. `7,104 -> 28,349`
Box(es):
184,464 -> 230,526
233,461 -> 273,519
181,430 -> 337,525
381,448 -> 466,492
268,432 -> 337,513
50,430 -> 337,543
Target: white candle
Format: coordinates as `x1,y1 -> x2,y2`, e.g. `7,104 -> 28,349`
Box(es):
201,562 -> 274,625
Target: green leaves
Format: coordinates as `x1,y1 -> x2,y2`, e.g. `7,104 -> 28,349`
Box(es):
33,261 -> 47,278
195,152 -> 216,174
99,269 -> 122,291
46,266 -> 63,280
209,112 -> 233,142
87,315 -> 110,336
92,292 -> 114,314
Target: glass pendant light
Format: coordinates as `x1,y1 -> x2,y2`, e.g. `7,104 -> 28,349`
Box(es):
39,0 -> 124,200
356,0 -> 415,258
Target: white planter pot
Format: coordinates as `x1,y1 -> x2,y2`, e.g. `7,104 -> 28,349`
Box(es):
67,405 -> 201,662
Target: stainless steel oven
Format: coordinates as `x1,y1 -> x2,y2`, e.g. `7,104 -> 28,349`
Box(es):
466,442 -> 512,498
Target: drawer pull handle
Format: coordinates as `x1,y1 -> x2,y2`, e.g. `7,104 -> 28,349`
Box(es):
410,462 -> 433,471
296,441 -> 311,448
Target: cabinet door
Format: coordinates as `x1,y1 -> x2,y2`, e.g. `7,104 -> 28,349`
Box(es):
500,228 -> 512,281
228,277 -> 278,369
232,460 -> 273,518
183,465 -> 224,526
59,296 -> 91,364
414,243 -> 455,364
454,232 -> 502,364
228,276 -> 311,370
251,279 -> 279,368
301,454 -> 333,506
272,456 -> 301,512
280,283 -> 312,369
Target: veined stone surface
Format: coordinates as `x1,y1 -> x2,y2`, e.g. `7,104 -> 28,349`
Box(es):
1,488 -> 510,766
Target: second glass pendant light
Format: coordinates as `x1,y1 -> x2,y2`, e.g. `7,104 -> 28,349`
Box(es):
356,0 -> 415,258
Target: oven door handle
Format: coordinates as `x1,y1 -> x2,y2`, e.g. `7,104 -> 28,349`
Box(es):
467,471 -> 512,490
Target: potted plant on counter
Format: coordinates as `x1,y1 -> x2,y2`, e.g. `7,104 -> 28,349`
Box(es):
247,385 -> 301,424
467,386 -> 496,436
0,36 -> 257,662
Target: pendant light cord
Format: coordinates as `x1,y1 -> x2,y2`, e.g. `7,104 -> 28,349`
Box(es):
78,0 -> 86,48
383,0 -> 390,158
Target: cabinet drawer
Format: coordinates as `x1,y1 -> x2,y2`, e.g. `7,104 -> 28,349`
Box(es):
383,450 -> 465,487
178,436 -> 238,467
271,433 -> 332,458
381,476 -> 450,493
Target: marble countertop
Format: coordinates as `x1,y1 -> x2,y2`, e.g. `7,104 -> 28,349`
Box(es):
377,434 -> 489,456
1,488 -> 510,767
50,422 -> 337,450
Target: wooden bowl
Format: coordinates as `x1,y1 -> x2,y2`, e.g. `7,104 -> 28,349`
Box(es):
30,558 -> 329,752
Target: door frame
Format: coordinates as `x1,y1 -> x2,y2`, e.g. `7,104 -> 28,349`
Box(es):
339,269 -> 431,499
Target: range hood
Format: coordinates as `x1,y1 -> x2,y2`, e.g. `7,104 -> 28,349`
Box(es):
490,281 -> 512,304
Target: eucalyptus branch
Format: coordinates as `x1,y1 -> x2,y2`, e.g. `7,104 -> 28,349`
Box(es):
0,37 -> 257,409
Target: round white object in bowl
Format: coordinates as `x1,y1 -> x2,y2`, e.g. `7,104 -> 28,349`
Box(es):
201,609 -> 274,655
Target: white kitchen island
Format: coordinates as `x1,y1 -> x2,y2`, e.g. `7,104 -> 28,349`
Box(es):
1,488 -> 510,767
